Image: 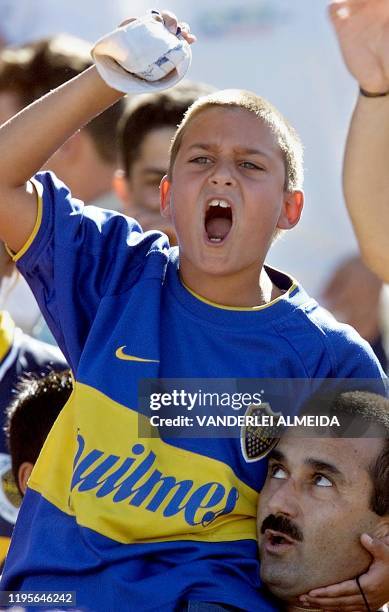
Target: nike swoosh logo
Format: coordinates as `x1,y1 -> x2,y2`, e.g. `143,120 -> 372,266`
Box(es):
115,346 -> 160,363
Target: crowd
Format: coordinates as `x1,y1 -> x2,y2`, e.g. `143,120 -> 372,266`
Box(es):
0,1 -> 387,611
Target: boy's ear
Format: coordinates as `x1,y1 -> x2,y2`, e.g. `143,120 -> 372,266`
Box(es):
113,169 -> 133,213
160,175 -> 172,219
277,190 -> 304,230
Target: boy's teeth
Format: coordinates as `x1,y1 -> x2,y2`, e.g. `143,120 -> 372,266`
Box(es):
208,199 -> 230,208
210,237 -> 222,242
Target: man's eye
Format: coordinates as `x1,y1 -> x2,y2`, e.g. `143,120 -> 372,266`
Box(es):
313,474 -> 333,487
190,156 -> 210,164
270,465 -> 287,479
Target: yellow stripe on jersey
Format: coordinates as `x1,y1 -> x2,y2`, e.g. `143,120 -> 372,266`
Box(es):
182,278 -> 298,311
8,178 -> 43,263
0,536 -> 10,563
0,311 -> 15,363
29,382 -> 258,545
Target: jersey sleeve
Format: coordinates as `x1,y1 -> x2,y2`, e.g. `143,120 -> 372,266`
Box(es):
12,172 -> 168,373
306,302 -> 386,381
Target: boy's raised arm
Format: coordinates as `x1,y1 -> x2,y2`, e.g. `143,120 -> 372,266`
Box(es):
329,0 -> 389,282
0,66 -> 123,253
0,10 -> 194,254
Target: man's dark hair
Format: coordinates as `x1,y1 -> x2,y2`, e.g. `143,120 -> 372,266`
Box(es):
0,36 -> 124,163
118,80 -> 215,176
330,391 -> 389,516
5,369 -> 73,494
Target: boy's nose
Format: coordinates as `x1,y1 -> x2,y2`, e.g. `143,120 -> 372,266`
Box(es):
208,162 -> 237,187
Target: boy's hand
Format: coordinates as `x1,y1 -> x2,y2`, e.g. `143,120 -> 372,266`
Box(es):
119,11 -> 196,45
153,10 -> 197,44
329,0 -> 389,93
299,534 -> 389,611
92,10 -> 195,94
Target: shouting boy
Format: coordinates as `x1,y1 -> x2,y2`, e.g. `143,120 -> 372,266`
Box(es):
0,9 -> 386,612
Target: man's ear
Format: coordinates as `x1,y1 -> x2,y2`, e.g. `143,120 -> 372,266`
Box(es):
113,169 -> 133,213
18,461 -> 34,496
277,190 -> 304,230
160,175 -> 172,219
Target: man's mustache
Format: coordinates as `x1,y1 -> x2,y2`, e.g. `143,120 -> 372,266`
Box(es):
260,514 -> 303,542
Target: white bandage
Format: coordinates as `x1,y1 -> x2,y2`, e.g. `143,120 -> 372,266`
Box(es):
91,13 -> 192,94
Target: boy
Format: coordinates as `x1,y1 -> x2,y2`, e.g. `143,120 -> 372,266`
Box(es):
0,10 -> 385,611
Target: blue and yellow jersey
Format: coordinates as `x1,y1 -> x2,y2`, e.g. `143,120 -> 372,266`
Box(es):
1,172 -> 384,611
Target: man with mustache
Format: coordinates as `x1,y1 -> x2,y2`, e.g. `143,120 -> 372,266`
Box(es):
258,390 -> 389,611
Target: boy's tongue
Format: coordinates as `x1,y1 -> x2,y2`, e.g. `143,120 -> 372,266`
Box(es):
205,217 -> 232,240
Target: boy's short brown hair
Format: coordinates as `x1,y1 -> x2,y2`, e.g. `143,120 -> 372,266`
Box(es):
168,89 -> 304,192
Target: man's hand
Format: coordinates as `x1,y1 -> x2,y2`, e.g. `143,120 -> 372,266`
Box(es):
320,256 -> 382,341
299,534 -> 389,611
329,0 -> 389,93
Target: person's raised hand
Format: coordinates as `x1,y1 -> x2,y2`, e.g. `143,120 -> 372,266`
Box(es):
329,0 -> 389,94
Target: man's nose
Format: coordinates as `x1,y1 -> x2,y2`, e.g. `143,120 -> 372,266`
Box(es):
208,160 -> 236,187
266,479 -> 300,519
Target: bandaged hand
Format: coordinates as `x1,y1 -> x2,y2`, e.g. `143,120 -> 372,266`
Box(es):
92,10 -> 196,94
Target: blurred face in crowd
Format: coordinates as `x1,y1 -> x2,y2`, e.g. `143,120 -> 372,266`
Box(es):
257,435 -> 389,604
116,125 -> 177,244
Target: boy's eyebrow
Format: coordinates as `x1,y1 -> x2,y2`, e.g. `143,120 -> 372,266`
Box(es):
186,143 -> 272,158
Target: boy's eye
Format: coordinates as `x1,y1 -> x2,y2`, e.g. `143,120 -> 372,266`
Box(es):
313,474 -> 333,487
190,156 -> 211,164
240,161 -> 262,170
270,465 -> 287,479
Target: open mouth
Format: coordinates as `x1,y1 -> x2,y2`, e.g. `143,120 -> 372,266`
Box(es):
264,529 -> 297,554
204,199 -> 233,244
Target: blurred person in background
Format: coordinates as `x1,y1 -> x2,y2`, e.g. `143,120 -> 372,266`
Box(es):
0,36 -> 125,341
114,81 -> 214,244
0,36 -> 124,209
5,370 -> 72,497
0,302 -> 66,566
